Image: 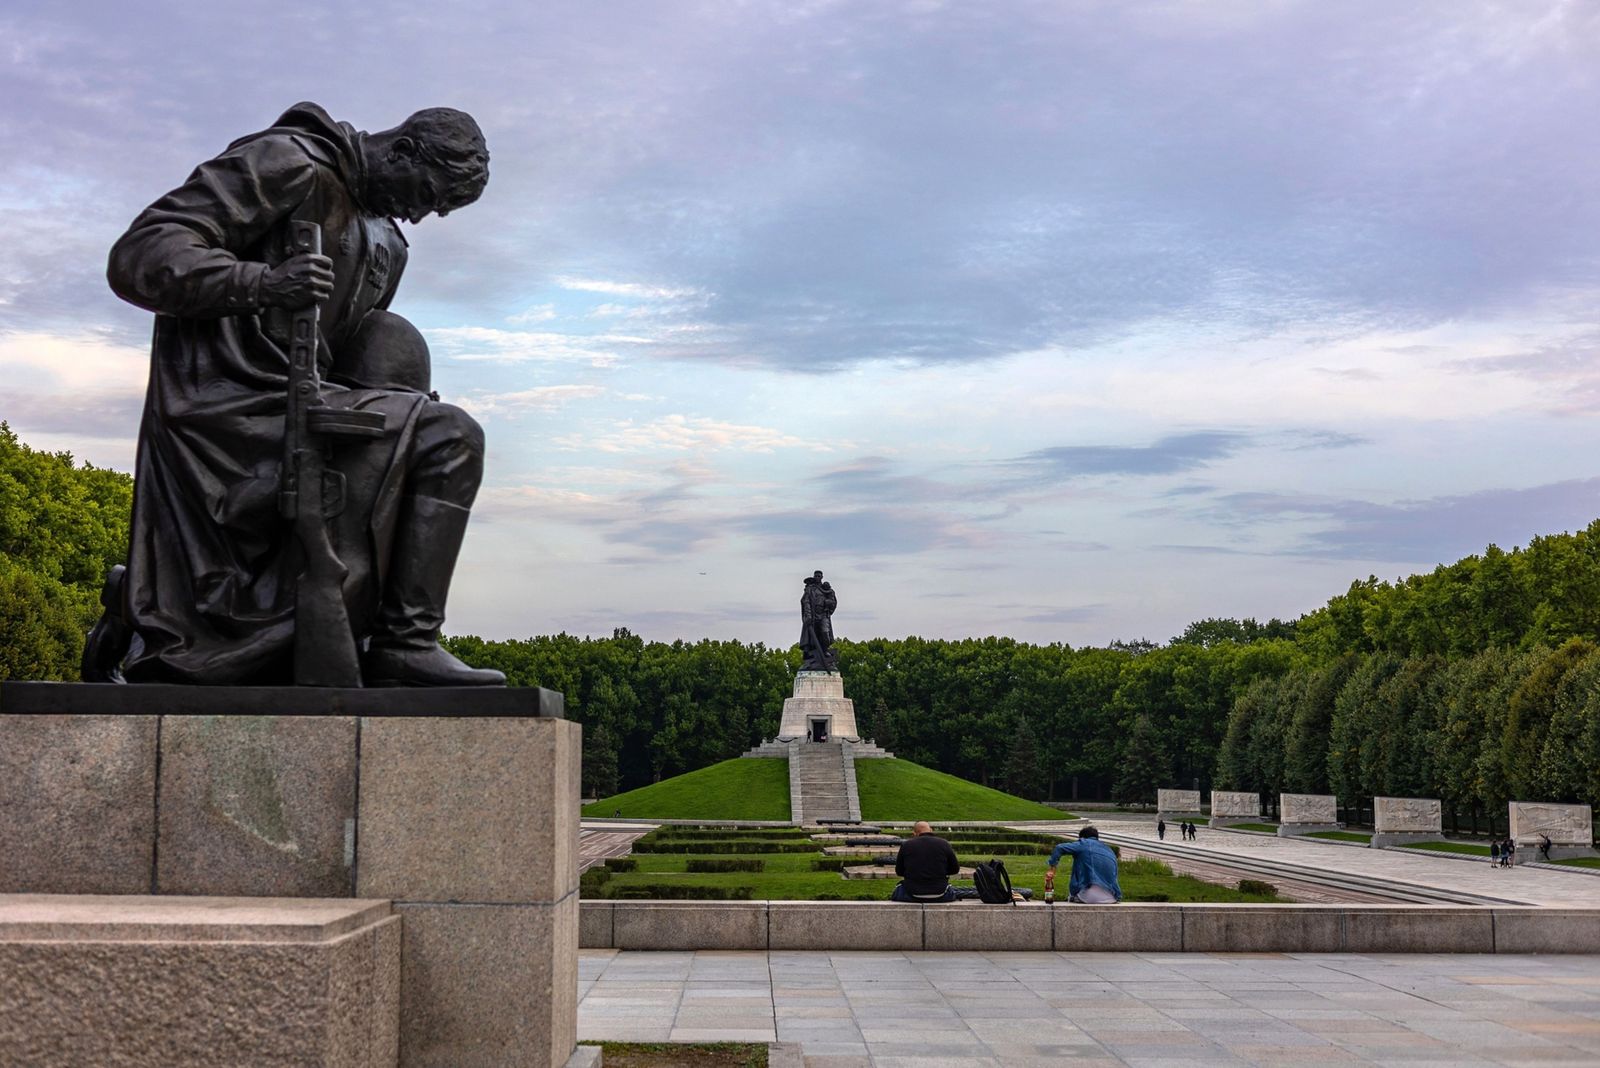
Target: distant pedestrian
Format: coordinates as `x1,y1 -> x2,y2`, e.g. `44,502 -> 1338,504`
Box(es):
1504,839 -> 1516,867
1489,840 -> 1499,867
1539,833 -> 1553,862
1187,822 -> 1197,841
1157,818 -> 1166,841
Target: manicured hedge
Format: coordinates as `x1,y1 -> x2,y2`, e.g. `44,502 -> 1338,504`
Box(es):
607,884 -> 755,900
686,858 -> 767,873
604,857 -> 638,872
631,840 -> 819,854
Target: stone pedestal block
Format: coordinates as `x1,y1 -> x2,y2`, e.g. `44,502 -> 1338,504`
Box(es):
1279,793 -> 1336,824
1372,796 -> 1443,847
0,715 -> 157,894
1509,801 -> 1594,851
1374,796 -> 1442,833
157,715 -> 358,897
1209,790 -> 1260,821
357,716 -> 582,903
0,894 -> 399,1068
776,671 -> 859,741
396,897 -> 577,1068
1157,788 -> 1201,818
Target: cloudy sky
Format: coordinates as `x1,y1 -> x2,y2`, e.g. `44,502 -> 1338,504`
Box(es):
4,1 -> 1598,647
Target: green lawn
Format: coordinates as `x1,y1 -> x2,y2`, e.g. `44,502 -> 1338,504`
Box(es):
580,1042 -> 766,1067
1555,857 -> 1600,869
1303,830 -> 1372,843
1397,840 -> 1491,857
587,827 -> 1282,902
855,759 -> 1069,821
1225,822 -> 1279,833
583,759 -> 791,820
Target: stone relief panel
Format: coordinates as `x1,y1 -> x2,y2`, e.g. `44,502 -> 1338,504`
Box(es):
1279,793 -> 1336,824
1374,796 -> 1442,833
1157,789 -> 1201,813
1210,791 -> 1260,818
1509,802 -> 1594,845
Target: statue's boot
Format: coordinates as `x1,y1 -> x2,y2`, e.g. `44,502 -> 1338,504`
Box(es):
364,494 -> 505,687
81,564 -> 132,683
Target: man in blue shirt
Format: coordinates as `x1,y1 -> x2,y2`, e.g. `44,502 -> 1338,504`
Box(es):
1046,826 -> 1122,903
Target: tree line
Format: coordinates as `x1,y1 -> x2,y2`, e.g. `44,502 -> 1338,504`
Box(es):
3,421 -> 1597,814
0,424 -> 132,681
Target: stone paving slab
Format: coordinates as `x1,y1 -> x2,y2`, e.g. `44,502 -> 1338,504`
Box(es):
580,948 -> 1600,1065
1042,816 -> 1600,908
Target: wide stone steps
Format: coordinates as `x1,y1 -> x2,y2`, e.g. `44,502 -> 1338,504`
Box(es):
786,740 -> 861,825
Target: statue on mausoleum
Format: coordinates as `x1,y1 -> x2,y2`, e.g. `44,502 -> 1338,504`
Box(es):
82,102 -> 505,688
799,569 -> 838,671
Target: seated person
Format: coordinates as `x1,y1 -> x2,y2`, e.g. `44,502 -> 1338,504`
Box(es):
1046,825 -> 1122,903
891,821 -> 959,903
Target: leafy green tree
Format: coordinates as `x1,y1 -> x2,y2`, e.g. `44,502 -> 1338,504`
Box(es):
1113,713 -> 1167,806
1001,715 -> 1045,800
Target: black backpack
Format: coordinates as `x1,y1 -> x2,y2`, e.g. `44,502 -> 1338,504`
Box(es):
972,859 -> 1015,904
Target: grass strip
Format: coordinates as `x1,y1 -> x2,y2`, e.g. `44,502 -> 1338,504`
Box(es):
580,1042 -> 766,1068
1304,830 -> 1372,843
1397,840 -> 1491,857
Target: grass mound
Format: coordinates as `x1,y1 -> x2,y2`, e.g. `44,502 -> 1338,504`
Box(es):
582,758 -> 790,820
1555,857 -> 1600,869
855,759 -> 1068,821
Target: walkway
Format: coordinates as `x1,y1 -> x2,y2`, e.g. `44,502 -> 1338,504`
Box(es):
1034,816 -> 1600,908
579,826 -> 651,873
579,948 -> 1600,1066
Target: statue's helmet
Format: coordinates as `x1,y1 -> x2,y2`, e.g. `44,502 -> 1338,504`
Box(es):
334,309 -> 432,394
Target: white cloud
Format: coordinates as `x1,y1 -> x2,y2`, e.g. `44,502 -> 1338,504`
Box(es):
557,414 -> 831,454
507,304 -> 558,324
555,277 -> 704,300
457,384 -> 607,417
428,326 -> 653,367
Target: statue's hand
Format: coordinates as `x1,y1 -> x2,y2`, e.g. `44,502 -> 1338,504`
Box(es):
261,253 -> 335,309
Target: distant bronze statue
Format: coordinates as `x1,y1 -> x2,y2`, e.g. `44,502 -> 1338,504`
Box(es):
799,569 -> 838,671
83,102 -> 504,687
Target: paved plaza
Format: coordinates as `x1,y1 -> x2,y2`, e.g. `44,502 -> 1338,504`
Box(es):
1042,816 -> 1600,908
579,948 -> 1600,1066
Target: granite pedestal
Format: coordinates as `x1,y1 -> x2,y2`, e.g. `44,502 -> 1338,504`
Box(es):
0,894 -> 399,1068
0,681 -> 580,1068
775,671 -> 859,742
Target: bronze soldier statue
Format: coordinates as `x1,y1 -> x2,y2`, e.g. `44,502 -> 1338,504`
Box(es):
84,102 -> 504,687
799,569 -> 839,671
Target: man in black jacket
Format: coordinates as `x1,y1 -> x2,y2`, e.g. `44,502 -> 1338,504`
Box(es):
891,821 -> 959,902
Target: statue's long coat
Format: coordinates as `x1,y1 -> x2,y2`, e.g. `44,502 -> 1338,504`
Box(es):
108,103 -> 428,683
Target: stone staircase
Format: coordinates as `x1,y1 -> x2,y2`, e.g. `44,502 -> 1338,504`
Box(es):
790,740 -> 860,824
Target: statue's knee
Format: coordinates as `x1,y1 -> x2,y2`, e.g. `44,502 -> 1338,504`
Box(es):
429,402 -> 485,456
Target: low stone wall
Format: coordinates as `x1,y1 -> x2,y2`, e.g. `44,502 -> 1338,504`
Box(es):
0,695 -> 582,1068
0,894 -> 399,1068
579,900 -> 1600,954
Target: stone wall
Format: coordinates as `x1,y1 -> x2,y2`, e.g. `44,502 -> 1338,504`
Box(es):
1157,789 -> 1201,815
1279,794 -> 1336,825
0,689 -> 579,1068
1209,791 -> 1260,820
1509,802 -> 1594,847
578,900 -> 1600,954
0,895 -> 399,1068
1374,797 -> 1442,834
